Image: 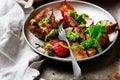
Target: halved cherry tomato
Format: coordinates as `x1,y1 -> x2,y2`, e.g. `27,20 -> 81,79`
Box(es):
53,42 -> 68,57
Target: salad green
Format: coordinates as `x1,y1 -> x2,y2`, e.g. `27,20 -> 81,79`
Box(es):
66,31 -> 82,42
80,24 -> 107,53
38,18 -> 51,26
68,10 -> 88,27
45,29 -> 58,41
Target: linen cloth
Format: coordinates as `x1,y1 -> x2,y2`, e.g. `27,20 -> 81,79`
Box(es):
0,0 -> 44,80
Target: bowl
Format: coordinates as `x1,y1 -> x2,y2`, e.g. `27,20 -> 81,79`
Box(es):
23,0 -> 119,62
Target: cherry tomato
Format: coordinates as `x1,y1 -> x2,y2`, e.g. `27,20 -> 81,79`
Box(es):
53,42 -> 68,57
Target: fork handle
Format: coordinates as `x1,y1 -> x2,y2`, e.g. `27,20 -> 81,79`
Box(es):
66,40 -> 82,78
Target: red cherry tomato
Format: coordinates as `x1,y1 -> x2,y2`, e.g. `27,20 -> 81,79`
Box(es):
53,42 -> 68,57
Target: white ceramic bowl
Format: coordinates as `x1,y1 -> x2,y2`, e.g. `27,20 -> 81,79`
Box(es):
23,0 -> 119,62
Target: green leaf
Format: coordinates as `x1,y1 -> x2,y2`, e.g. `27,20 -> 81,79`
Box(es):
38,18 -> 51,26
40,42 -> 47,47
68,10 -> 88,26
71,45 -> 82,52
88,25 -> 106,39
60,42 -> 82,52
79,13 -> 89,18
45,29 -> 58,41
94,40 -> 102,53
66,31 -> 82,42
59,42 -> 69,49
80,38 -> 94,49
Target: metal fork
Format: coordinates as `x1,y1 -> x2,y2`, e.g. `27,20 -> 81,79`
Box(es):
58,22 -> 82,79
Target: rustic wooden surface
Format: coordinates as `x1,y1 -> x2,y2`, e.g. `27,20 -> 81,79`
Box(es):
33,0 -> 120,79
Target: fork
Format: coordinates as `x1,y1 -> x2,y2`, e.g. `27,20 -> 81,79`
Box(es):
58,22 -> 82,79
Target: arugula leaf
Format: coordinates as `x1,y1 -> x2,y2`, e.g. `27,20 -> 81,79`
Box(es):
80,38 -> 94,49
81,24 -> 106,53
66,31 -> 82,42
60,42 -> 82,51
94,40 -> 102,53
59,42 -> 69,49
40,42 -> 47,47
38,18 -> 51,26
68,10 -> 88,26
88,25 -> 106,39
45,29 -> 58,41
71,45 -> 82,52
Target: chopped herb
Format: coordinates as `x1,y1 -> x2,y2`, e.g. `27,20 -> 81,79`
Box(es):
68,10 -> 88,26
94,40 -> 102,53
40,42 -> 47,47
59,42 -> 69,49
81,24 -> 106,53
45,29 -> 58,41
80,38 -> 94,49
71,45 -> 82,51
38,18 -> 51,26
60,42 -> 82,51
88,25 -> 106,39
66,31 -> 82,42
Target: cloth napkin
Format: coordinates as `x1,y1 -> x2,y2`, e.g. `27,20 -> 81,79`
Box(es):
0,0 -> 44,80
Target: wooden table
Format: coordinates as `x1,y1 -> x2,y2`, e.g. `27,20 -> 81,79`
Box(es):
33,0 -> 120,79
